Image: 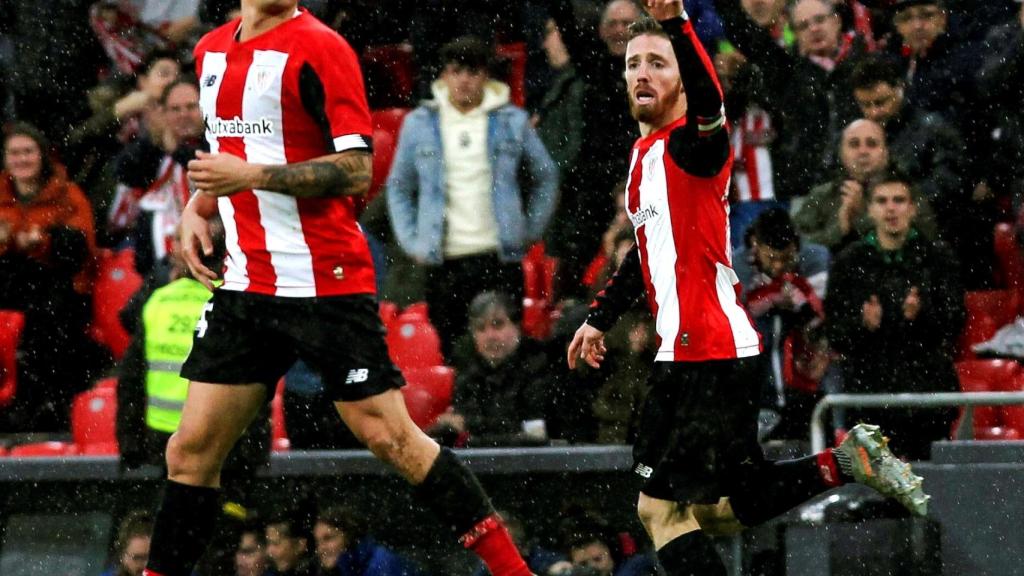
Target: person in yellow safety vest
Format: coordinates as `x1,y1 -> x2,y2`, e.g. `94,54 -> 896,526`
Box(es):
116,216 -> 269,476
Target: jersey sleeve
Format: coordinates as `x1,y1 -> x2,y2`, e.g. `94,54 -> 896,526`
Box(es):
302,32 -> 373,153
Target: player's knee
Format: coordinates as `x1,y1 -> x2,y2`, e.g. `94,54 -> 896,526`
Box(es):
356,420 -> 408,463
165,428 -> 219,481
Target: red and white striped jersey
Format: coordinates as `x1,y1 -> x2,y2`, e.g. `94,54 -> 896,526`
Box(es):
626,116 -> 761,362
730,107 -> 776,203
195,10 -> 375,297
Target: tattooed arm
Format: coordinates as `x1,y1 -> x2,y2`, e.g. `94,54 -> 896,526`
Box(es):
187,149 -> 372,198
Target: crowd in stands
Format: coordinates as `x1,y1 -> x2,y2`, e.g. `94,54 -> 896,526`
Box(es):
1,0 -> 1024,569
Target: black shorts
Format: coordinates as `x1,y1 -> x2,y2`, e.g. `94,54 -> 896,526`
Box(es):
632,357 -> 765,504
180,290 -> 403,402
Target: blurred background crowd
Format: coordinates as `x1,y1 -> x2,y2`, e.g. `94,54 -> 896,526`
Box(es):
0,0 -> 1023,573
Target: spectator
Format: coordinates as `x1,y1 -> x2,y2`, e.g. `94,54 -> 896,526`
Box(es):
714,0 -> 871,200
850,55 -> 992,287
551,510 -> 657,576
386,36 -> 557,359
976,1 -> 1024,211
734,208 -> 830,439
547,0 -> 641,300
471,510 -> 566,576
793,118 -> 938,251
111,76 -> 204,275
887,0 -> 980,141
0,122 -> 108,432
313,505 -> 422,576
826,172 -> 964,460
101,511 -> 153,576
236,523 -> 270,576
432,291 -> 551,447
534,18 -> 584,180
116,217 -> 270,487
266,509 -> 316,576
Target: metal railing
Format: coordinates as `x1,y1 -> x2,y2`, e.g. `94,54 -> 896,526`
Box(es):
810,392 -> 1024,453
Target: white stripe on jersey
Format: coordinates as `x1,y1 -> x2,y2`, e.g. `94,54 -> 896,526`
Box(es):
242,49 -> 317,296
333,134 -> 369,152
636,141 -> 683,361
714,262 -> 761,357
200,53 -> 227,156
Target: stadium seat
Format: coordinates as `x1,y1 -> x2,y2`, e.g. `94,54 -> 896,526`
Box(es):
70,386 -> 118,454
955,359 -> 1024,438
271,378 -> 290,452
958,290 -> 1019,359
378,300 -> 399,330
94,377 -> 118,390
361,43 -> 415,107
386,311 -> 443,370
522,243 -> 556,301
89,249 -> 143,360
495,42 -> 527,107
401,366 -> 455,429
0,310 -> 26,408
993,223 -> 1024,298
9,441 -> 77,457
0,445 -> 7,457
522,298 -> 554,340
365,107 -> 411,209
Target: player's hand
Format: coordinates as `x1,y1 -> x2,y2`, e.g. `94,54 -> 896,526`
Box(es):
903,286 -> 921,321
188,151 -> 259,197
862,294 -> 882,331
567,322 -> 607,369
180,194 -> 219,290
643,0 -> 684,20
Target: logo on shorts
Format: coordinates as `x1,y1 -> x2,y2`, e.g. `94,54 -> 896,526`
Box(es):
634,463 -> 653,479
195,302 -> 214,338
345,368 -> 369,384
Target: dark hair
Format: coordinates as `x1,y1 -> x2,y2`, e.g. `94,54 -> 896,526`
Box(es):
557,508 -> 622,566
851,55 -> 903,92
627,15 -> 668,42
439,35 -> 492,72
266,504 -> 314,544
115,510 -> 154,555
4,121 -> 54,183
160,75 -> 199,106
139,47 -> 179,76
239,518 -> 266,545
316,505 -> 368,544
751,208 -> 799,250
468,290 -> 522,326
866,168 -> 917,201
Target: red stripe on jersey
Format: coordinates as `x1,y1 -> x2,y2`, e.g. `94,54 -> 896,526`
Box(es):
741,118 -> 762,201
217,49 -> 278,290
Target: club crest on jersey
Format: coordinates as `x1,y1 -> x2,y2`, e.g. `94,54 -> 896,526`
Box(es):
629,204 -> 660,228
248,65 -> 276,93
204,116 -> 275,136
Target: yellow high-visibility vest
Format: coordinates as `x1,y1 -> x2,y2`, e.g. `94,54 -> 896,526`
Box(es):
143,278 -> 211,433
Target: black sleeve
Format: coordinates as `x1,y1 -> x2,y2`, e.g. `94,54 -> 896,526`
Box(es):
298,62 -> 373,154
586,245 -> 645,332
114,136 -> 165,188
116,323 -> 148,466
661,16 -> 731,177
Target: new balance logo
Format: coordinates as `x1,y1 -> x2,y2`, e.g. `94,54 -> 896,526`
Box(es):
202,74 -> 218,87
634,463 -> 653,478
345,368 -> 369,384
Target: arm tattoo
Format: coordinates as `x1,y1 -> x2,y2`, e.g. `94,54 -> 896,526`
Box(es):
259,150 -> 372,198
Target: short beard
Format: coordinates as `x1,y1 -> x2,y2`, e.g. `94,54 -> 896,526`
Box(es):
627,79 -> 683,124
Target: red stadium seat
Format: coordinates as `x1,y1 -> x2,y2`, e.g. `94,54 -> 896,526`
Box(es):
401,366 -> 455,429
955,359 -> 1022,434
71,386 -> 118,454
361,43 -> 415,107
0,445 -> 7,457
522,298 -> 554,340
94,377 -> 118,390
363,107 -> 411,210
386,311 -> 443,370
958,290 -> 1019,359
9,441 -> 77,457
495,42 -> 527,107
271,378 -> 289,452
993,223 -> 1024,299
89,249 -> 143,360
0,310 -> 26,408
378,300 -> 399,330
523,243 -> 556,301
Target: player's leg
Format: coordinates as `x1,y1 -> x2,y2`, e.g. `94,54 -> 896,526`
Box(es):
336,391 -> 532,576
636,494 -> 727,575
298,295 -> 532,576
145,381 -> 267,576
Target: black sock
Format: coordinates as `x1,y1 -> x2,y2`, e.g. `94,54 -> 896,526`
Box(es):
146,480 -> 221,576
412,447 -> 495,538
728,454 -> 836,526
657,531 -> 727,576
